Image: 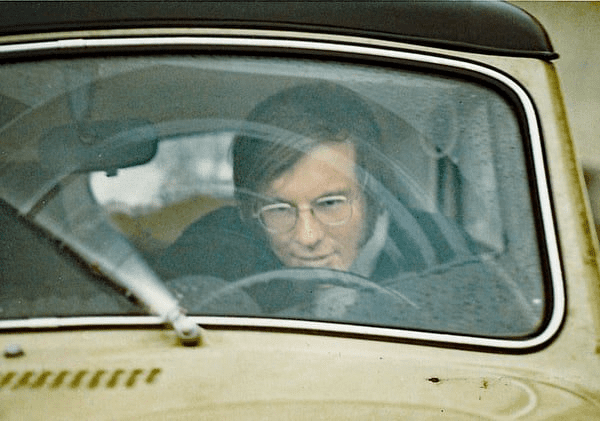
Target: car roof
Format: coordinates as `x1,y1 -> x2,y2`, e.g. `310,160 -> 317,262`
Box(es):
0,1 -> 556,60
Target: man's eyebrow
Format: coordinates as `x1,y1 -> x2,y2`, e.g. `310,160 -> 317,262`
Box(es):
316,189 -> 352,200
259,191 -> 349,207
259,186 -> 355,205
269,197 -> 293,205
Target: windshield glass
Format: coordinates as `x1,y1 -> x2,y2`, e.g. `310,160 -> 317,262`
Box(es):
0,55 -> 547,338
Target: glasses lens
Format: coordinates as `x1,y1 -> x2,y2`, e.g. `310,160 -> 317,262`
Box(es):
258,196 -> 352,233
313,195 -> 352,226
259,203 -> 297,233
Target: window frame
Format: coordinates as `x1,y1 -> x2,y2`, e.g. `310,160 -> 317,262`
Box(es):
0,32 -> 565,352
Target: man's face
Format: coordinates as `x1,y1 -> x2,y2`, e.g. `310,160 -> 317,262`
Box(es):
262,142 -> 367,271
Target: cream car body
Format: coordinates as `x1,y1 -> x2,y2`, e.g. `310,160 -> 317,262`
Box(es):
0,2 -> 599,419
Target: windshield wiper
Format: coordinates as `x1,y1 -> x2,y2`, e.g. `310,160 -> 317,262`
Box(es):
31,190 -> 202,346
68,233 -> 202,346
94,248 -> 203,346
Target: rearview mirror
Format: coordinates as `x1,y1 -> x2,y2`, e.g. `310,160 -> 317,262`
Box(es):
41,120 -> 159,175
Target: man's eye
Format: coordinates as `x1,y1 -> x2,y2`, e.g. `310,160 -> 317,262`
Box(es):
270,206 -> 293,215
315,196 -> 348,208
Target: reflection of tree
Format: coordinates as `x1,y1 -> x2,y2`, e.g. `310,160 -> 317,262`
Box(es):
94,133 -> 234,217
157,140 -> 198,204
156,134 -> 233,204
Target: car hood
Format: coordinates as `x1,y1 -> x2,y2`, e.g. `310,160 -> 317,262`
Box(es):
1,328 -> 598,420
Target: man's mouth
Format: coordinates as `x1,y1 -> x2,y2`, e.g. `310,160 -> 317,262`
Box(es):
293,254 -> 335,267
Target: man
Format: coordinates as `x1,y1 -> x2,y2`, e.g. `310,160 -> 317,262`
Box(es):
158,82 -> 467,282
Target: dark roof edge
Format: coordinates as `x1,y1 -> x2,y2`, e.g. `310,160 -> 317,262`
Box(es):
0,1 -> 558,61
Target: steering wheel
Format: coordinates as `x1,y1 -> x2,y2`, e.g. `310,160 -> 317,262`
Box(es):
185,268 -> 419,320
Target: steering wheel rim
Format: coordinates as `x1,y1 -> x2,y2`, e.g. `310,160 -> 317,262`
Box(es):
193,267 -> 418,314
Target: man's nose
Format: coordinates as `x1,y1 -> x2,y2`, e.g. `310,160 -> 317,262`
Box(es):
294,209 -> 324,247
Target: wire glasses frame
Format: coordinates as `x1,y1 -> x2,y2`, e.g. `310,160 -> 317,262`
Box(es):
254,194 -> 353,234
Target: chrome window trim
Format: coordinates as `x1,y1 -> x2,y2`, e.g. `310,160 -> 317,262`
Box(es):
0,35 -> 564,351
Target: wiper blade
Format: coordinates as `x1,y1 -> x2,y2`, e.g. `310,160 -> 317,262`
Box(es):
92,248 -> 203,346
33,202 -> 202,346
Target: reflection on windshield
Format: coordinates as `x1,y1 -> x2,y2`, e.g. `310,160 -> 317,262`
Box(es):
91,133 -> 234,208
0,56 -> 547,338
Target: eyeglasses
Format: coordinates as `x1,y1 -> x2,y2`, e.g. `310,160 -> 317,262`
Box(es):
255,195 -> 353,234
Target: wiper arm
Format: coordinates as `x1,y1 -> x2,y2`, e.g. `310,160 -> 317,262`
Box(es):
32,197 -> 202,346
95,248 -> 203,346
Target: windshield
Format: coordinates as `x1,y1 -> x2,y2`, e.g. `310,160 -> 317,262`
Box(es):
0,55 -> 548,338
